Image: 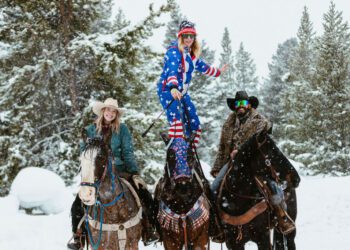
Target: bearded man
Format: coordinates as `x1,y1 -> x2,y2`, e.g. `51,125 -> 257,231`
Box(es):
211,90 -> 297,234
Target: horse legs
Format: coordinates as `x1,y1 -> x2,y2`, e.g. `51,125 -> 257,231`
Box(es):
190,223 -> 209,250
273,188 -> 297,250
225,240 -> 245,250
256,237 -> 272,250
163,231 -> 182,250
224,227 -> 245,250
273,229 -> 296,250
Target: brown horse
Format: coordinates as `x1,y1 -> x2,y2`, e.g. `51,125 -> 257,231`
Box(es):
155,136 -> 211,250
79,137 -> 142,250
217,131 -> 300,250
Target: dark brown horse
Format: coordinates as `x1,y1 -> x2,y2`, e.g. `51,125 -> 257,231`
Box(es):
155,136 -> 211,250
79,137 -> 142,250
217,130 -> 300,250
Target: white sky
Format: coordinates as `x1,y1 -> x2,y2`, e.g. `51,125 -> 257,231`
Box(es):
113,0 -> 350,78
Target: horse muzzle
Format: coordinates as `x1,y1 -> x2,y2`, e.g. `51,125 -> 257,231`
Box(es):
79,186 -> 96,206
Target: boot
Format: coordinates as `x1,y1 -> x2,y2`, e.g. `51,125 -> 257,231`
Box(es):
67,232 -> 85,250
274,205 -> 295,235
142,223 -> 160,246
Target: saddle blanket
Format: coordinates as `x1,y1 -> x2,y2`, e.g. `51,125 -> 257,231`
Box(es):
157,195 -> 209,233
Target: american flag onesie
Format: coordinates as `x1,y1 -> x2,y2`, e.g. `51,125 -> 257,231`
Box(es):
157,41 -> 221,148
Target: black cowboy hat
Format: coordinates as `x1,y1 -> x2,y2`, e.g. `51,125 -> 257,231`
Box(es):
227,90 -> 259,111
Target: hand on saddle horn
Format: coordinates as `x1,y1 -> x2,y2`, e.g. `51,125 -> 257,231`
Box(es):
132,175 -> 147,189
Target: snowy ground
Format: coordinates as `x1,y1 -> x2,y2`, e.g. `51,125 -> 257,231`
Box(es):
1,171 -> 350,249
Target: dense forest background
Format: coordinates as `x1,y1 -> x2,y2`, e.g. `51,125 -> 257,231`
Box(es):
1,0 -> 349,195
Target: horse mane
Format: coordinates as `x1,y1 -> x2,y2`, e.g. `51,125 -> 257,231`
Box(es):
232,132 -> 300,188
82,137 -> 105,155
233,134 -> 257,164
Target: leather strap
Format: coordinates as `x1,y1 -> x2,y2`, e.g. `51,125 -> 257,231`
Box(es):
220,200 -> 267,226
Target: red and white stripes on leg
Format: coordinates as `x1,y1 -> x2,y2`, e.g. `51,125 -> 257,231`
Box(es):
192,128 -> 202,150
168,120 -> 184,139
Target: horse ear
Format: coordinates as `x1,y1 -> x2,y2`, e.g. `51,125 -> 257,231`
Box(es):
160,132 -> 170,145
267,123 -> 273,134
81,128 -> 88,143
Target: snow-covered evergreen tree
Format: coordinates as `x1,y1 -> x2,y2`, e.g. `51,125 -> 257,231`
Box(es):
306,2 -> 350,174
189,40 -> 219,163
278,6 -> 316,160
234,42 -> 258,95
0,1 -> 172,194
162,0 -> 184,49
290,6 -> 315,82
219,27 -> 234,85
260,38 -> 298,138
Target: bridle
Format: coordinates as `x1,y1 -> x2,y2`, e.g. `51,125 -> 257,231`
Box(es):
80,152 -> 109,192
80,147 -> 125,250
165,146 -> 196,187
80,148 -> 124,203
256,134 -> 280,183
222,134 -> 274,201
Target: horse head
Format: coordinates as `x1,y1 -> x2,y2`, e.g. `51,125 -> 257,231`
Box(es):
224,128 -> 301,200
252,130 -> 301,188
161,133 -> 196,186
79,135 -> 109,206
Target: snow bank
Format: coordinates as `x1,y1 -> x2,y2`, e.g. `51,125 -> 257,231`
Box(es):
0,194 -> 19,215
10,167 -> 68,214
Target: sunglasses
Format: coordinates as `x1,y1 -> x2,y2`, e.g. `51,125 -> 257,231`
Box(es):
234,100 -> 249,108
182,34 -> 195,39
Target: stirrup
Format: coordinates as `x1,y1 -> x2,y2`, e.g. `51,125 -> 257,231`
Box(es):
276,211 -> 296,235
142,229 -> 160,246
67,233 -> 85,250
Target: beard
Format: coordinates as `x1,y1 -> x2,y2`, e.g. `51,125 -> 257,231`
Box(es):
236,107 -> 248,117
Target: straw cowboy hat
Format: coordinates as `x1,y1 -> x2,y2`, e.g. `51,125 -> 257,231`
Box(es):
92,98 -> 125,116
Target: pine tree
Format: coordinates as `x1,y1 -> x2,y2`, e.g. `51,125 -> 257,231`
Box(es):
261,38 -> 298,136
190,40 -> 218,163
0,1 -> 172,194
278,7 -> 316,160
219,27 -> 234,84
306,2 -> 350,174
162,0 -> 184,49
290,6 -> 315,82
0,0 -> 109,195
234,42 -> 258,95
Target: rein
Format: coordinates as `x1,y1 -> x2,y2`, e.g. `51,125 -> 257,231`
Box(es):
256,136 -> 280,183
81,154 -> 125,250
231,191 -> 265,200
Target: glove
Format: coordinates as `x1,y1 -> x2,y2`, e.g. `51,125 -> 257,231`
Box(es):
132,175 -> 147,189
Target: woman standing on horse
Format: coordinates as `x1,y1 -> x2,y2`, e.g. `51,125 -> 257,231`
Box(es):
67,98 -> 159,250
158,20 -> 228,146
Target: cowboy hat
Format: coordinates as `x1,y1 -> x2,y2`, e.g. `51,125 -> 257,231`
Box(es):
92,98 -> 125,116
227,90 -> 259,111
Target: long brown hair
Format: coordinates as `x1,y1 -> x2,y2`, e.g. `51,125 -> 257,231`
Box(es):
94,108 -> 121,134
178,36 -> 201,58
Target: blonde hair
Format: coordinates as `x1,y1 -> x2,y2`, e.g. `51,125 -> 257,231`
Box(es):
95,108 -> 121,134
178,37 -> 201,58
